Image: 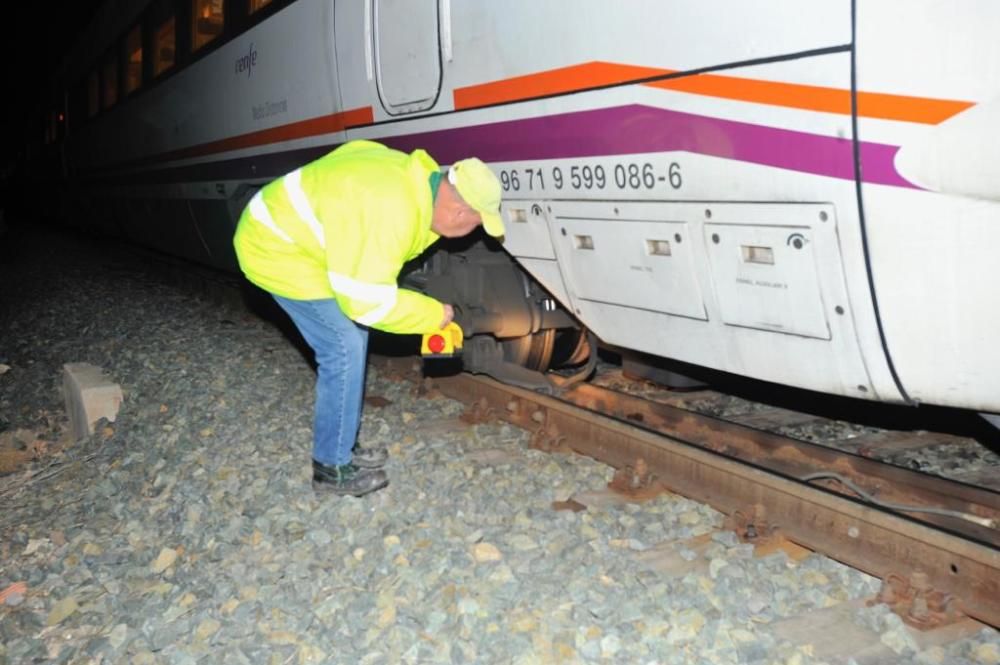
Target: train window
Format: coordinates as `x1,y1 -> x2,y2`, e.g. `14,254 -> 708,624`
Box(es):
192,0 -> 224,51
249,0 -> 272,13
45,111 -> 57,145
101,56 -> 118,109
87,71 -> 99,117
125,26 -> 142,95
154,16 -> 176,76
70,84 -> 86,131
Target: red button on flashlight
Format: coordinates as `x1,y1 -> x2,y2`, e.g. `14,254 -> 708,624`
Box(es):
427,334 -> 446,354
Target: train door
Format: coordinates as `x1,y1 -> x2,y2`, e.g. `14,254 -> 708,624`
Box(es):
371,0 -> 442,115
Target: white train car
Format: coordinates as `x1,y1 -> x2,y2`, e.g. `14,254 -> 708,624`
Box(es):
48,1 -> 1000,416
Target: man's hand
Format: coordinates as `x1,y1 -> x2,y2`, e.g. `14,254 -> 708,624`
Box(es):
440,304 -> 454,329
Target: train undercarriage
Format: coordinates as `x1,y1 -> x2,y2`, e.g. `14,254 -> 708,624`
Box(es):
404,238 -> 595,392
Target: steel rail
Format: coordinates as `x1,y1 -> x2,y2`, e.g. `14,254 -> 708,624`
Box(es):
420,370 -> 1000,628
564,384 -> 1000,543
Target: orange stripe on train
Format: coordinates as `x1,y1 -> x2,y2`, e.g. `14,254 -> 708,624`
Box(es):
161,106 -> 374,162
453,61 -> 973,125
453,62 -> 670,109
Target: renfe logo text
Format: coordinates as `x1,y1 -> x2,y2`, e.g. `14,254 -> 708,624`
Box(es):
235,43 -> 257,78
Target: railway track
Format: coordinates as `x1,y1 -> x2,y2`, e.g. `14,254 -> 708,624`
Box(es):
50,236 -> 991,661
134,244 -> 1000,633
374,355 -> 1000,633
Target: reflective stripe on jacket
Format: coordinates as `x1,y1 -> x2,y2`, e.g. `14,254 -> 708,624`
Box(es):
233,140 -> 444,334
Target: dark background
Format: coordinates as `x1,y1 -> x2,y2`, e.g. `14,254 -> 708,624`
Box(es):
0,2 -> 102,168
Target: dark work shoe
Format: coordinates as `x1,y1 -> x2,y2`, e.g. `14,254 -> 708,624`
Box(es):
352,444 -> 389,469
312,461 -> 388,497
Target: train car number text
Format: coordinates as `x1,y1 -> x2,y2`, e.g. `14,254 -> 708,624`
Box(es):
499,162 -> 682,193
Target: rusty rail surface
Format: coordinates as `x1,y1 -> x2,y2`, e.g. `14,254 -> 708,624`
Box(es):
565,384 -> 1000,544
385,363 -> 1000,627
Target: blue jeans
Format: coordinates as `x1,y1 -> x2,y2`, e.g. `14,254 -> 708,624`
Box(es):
272,295 -> 369,466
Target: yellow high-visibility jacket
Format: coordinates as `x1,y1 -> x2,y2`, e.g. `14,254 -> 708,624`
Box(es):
233,140 -> 444,334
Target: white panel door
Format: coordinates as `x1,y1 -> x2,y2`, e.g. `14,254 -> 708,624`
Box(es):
373,0 -> 442,114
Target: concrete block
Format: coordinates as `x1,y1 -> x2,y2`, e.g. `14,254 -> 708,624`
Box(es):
63,363 -> 123,440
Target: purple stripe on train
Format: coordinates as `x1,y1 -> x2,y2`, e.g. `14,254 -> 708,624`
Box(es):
379,104 -> 917,190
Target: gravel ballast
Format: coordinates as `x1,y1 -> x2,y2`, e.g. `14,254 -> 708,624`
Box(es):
1,227 -> 998,664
